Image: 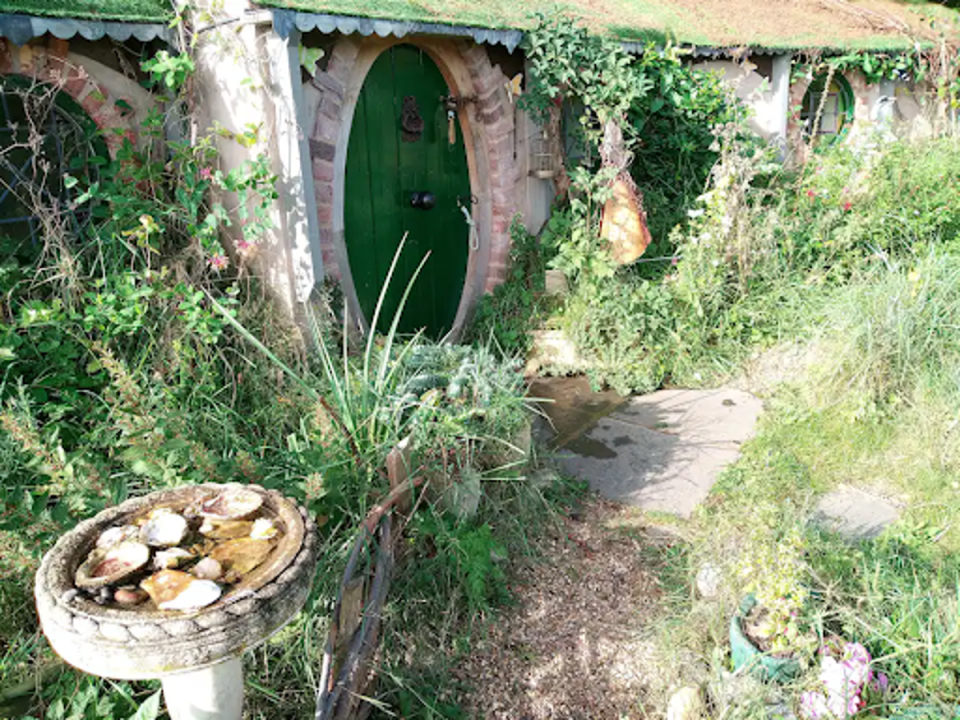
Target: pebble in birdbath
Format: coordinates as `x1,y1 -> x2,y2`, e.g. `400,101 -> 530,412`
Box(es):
70,487 -> 282,613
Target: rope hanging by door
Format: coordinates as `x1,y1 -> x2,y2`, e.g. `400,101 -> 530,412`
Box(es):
459,204 -> 479,251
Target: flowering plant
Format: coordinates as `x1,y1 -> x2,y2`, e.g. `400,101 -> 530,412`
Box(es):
737,525 -> 813,656
800,640 -> 889,719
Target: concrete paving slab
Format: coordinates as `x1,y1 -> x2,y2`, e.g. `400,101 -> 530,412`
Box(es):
814,485 -> 901,540
534,382 -> 763,518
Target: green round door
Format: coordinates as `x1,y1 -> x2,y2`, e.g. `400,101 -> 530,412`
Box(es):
344,44 -> 472,337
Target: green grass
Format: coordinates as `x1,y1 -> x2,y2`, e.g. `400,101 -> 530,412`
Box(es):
260,0 -> 955,49
631,134 -> 960,718
676,389 -> 960,716
0,0 -> 172,21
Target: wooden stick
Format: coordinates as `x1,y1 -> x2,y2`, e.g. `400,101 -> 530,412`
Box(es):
362,476 -> 423,534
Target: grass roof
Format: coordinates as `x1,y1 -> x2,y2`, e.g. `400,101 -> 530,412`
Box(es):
0,0 -> 172,23
259,0 -> 960,50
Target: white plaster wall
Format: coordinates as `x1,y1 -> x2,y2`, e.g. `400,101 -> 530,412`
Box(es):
516,104 -> 554,236
514,58 -> 555,236
893,80 -> 923,121
894,82 -> 935,139
302,81 -> 321,130
695,60 -> 777,140
192,0 -> 319,321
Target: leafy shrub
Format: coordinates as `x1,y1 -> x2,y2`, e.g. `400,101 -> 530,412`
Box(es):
466,218 -> 550,356
408,514 -> 509,613
628,49 -> 740,248
561,270 -> 675,394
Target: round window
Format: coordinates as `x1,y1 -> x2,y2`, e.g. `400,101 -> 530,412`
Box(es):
0,76 -> 107,260
800,72 -> 854,143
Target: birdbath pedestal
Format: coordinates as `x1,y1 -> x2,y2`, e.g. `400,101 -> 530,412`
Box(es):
35,484 -> 317,720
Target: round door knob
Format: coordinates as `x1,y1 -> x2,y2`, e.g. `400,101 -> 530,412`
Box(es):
410,191 -> 436,210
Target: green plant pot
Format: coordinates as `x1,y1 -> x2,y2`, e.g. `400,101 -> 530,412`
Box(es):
729,594 -> 802,683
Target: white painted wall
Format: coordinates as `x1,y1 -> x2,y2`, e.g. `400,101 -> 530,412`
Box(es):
770,54 -> 792,153
192,0 -> 320,322
516,107 -> 555,236
695,59 -> 776,139
694,54 -> 792,153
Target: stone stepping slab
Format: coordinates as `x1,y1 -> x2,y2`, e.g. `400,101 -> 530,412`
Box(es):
814,485 -> 902,540
532,379 -> 763,518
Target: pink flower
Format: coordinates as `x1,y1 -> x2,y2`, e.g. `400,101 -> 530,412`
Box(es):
807,189 -> 817,198
842,643 -> 873,686
208,254 -> 229,271
825,689 -> 861,718
871,672 -> 889,694
236,239 -> 252,254
802,642 -> 878,719
800,691 -> 831,720
843,201 -> 853,212
199,167 -> 213,181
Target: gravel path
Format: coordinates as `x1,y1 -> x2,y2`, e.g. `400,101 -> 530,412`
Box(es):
455,497 -> 678,719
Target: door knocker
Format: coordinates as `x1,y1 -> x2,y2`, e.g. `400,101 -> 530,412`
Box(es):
400,95 -> 424,143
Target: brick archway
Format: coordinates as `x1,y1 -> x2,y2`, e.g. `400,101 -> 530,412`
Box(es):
0,36 -> 137,157
308,36 -> 518,335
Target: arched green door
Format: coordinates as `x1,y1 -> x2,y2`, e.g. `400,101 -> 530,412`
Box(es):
344,44 -> 472,337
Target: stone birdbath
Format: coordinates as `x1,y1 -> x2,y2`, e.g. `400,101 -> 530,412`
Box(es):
35,483 -> 317,720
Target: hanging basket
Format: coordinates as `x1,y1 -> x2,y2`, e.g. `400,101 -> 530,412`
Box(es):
600,176 -> 652,265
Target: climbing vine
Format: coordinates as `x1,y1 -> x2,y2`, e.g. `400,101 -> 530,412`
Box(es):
505,14 -> 742,393
522,14 -> 646,140
520,14 -> 738,283
828,50 -> 925,84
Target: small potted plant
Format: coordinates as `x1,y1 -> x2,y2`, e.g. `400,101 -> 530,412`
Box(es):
731,525 -> 815,682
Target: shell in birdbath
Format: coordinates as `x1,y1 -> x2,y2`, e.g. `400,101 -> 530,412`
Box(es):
153,547 -> 193,570
113,587 -> 148,606
140,569 -> 222,611
96,525 -> 139,549
75,542 -> 150,589
139,509 -> 188,547
67,484 -> 288,613
210,538 -> 273,582
250,518 -> 278,540
37,482 -> 316,680
191,557 -> 222,581
199,519 -> 253,540
199,487 -> 263,521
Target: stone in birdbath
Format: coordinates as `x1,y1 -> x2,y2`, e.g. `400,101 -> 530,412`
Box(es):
35,483 -> 317,719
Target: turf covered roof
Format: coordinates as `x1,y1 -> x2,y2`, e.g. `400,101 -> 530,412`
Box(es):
259,0 -> 959,50
0,0 -> 172,23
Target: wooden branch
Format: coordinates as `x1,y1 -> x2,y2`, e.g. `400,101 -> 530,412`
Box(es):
362,476 -> 423,534
331,515 -> 394,720
314,442 -> 422,720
